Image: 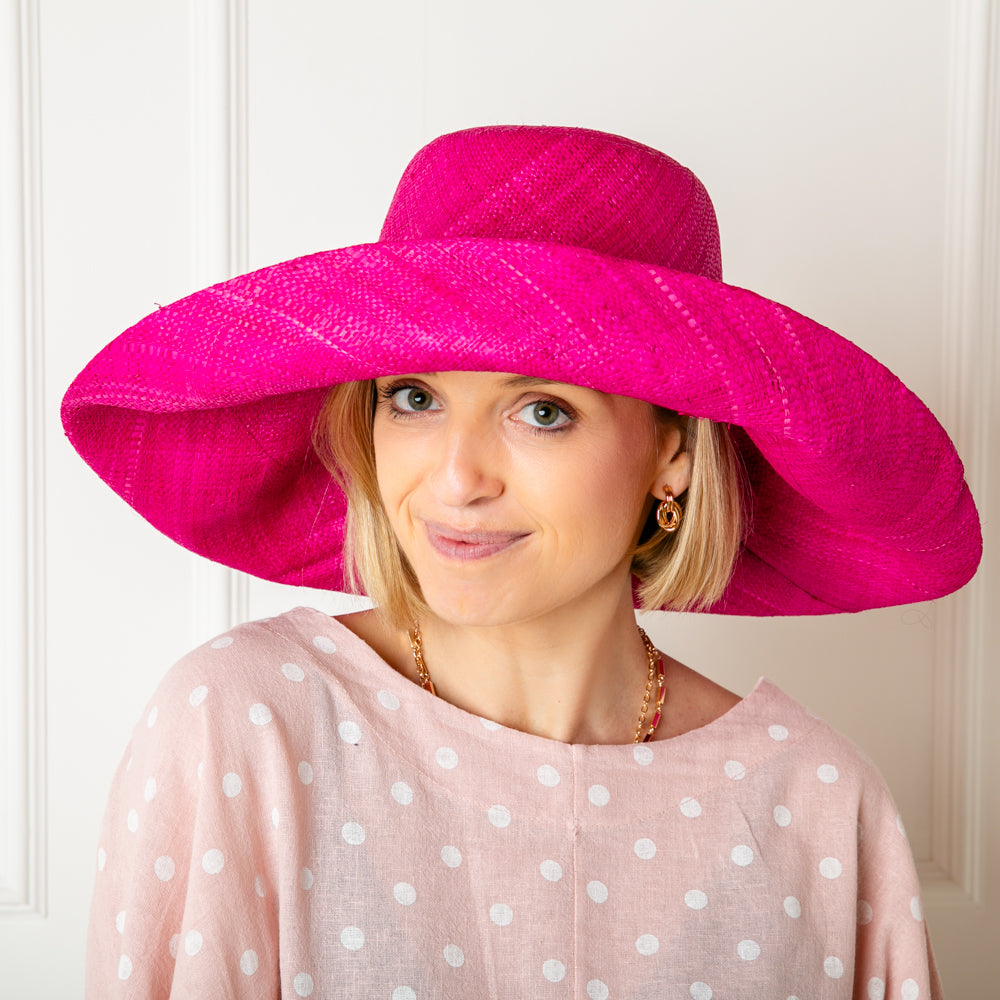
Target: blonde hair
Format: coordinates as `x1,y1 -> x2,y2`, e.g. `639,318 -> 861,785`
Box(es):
313,382 -> 745,628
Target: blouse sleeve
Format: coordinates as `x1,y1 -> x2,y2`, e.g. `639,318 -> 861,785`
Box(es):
853,769 -> 944,999
85,645 -> 280,998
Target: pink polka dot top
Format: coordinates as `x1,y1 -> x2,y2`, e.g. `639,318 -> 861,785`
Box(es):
86,607 -> 942,998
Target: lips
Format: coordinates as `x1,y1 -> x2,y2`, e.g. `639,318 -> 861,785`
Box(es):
423,521 -> 529,562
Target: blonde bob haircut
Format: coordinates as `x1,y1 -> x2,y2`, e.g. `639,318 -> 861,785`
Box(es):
313,380 -> 746,630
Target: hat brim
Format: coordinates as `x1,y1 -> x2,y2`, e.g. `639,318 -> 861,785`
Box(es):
61,238 -> 982,614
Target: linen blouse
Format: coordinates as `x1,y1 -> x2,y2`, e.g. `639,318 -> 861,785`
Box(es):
86,606 -> 942,999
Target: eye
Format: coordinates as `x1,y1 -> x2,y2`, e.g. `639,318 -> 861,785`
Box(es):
518,400 -> 571,429
391,386 -> 440,412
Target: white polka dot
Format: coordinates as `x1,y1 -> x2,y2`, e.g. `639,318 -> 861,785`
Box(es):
685,889 -> 708,910
731,844 -> 754,866
271,807 -> 280,828
867,978 -> 886,1000
240,950 -> 259,975
824,956 -> 845,979
222,772 -> 242,797
202,849 -> 224,875
337,720 -> 361,744
378,689 -> 400,710
197,761 -> 204,781
294,971 -> 314,996
393,882 -> 416,905
115,910 -> 126,934
540,860 -> 563,881
391,989 -> 415,1000
633,744 -> 654,765
441,845 -> 462,868
249,703 -> 272,726
537,764 -> 561,787
97,847 -> 107,871
820,857 -> 843,879
313,635 -> 336,654
488,804 -> 511,828
902,979 -> 920,1000
910,896 -> 923,921
342,821 -> 365,845
300,868 -> 314,890
897,813 -> 908,838
768,724 -> 789,741
282,662 -> 305,682
635,837 -> 656,859
435,747 -> 459,769
480,718 -> 502,731
773,805 -> 792,827
679,797 -> 702,818
858,899 -> 873,924
738,939 -> 760,960
690,984 -> 713,1000
636,934 -> 659,956
391,781 -> 413,805
117,955 -> 132,980
724,760 -> 746,780
146,706 -> 158,728
189,685 -> 208,707
298,761 -> 314,785
817,764 -> 839,783
784,896 -> 802,918
587,880 -> 609,903
211,635 -> 233,649
126,809 -> 139,833
542,959 -> 566,982
490,903 -> 513,926
588,784 -> 611,806
154,856 -> 175,881
443,944 -> 464,968
254,875 -> 266,898
169,934 -> 179,958
587,980 -> 610,1000
185,929 -> 203,956
340,926 -> 364,950
143,777 -> 157,803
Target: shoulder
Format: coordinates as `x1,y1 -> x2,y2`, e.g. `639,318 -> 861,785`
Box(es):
730,680 -> 898,811
131,607 -> 377,752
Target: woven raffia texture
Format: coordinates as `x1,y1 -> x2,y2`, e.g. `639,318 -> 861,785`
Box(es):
61,125 -> 981,614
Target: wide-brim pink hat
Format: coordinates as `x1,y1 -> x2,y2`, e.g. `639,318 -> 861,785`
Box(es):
61,125 -> 982,614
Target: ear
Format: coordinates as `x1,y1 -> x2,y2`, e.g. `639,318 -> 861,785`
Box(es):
652,418 -> 692,500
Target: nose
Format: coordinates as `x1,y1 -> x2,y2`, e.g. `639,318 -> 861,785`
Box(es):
427,416 -> 504,508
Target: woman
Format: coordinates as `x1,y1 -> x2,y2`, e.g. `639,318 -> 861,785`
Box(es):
64,125 -> 981,998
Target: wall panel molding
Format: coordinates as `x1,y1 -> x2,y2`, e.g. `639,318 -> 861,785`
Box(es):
924,0 -> 1000,904
188,0 -> 250,644
0,0 -> 46,917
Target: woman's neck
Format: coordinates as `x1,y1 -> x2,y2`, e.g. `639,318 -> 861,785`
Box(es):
344,584 -> 658,745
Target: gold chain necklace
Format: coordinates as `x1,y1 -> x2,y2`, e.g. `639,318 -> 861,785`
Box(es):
407,625 -> 666,743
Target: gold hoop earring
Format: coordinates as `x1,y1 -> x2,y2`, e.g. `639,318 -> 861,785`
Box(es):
656,490 -> 683,533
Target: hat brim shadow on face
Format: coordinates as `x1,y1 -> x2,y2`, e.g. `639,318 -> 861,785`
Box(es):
61,237 -> 982,615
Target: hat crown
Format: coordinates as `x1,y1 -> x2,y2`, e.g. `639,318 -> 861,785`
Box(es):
380,125 -> 723,280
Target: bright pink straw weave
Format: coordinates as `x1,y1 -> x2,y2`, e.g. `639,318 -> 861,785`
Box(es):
61,126 -> 981,613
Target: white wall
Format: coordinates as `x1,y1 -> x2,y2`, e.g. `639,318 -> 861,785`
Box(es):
2,0 -> 998,993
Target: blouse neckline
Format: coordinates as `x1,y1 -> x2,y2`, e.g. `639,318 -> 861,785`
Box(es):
263,606 -> 820,825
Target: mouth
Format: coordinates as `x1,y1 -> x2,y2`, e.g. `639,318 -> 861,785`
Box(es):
423,521 -> 530,563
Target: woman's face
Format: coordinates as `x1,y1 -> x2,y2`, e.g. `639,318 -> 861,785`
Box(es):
372,371 -> 687,628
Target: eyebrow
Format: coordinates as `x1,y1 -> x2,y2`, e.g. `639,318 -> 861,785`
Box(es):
498,374 -> 568,389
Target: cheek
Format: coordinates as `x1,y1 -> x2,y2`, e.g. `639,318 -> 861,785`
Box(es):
551,448 -> 654,553
371,424 -> 411,517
